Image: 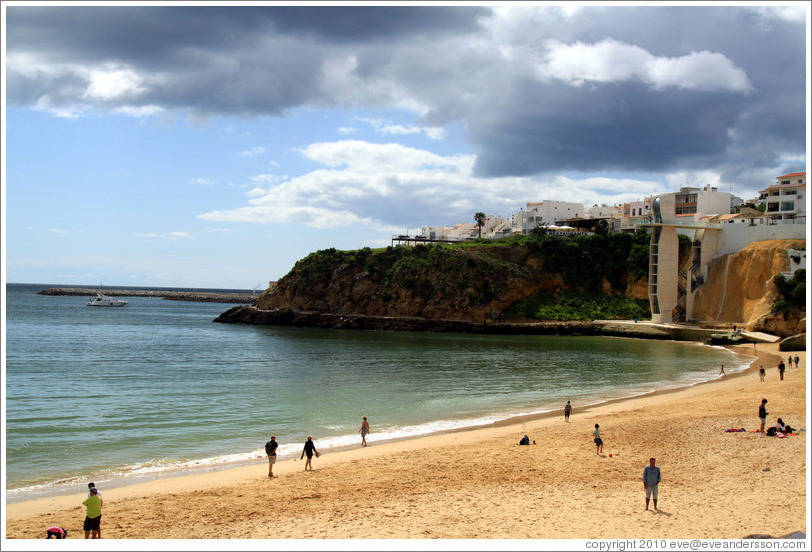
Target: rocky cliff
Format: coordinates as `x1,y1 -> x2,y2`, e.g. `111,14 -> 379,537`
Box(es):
257,234 -> 650,322
691,239 -> 806,335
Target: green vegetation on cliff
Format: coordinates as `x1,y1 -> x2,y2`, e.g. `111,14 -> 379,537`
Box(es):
264,231 -> 653,322
773,268 -> 806,316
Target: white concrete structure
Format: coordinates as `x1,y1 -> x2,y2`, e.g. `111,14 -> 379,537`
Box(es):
515,201 -> 584,234
673,185 -> 733,219
758,172 -> 806,221
646,177 -> 806,323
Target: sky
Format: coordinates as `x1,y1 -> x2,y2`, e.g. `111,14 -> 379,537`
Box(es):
2,2 -> 809,289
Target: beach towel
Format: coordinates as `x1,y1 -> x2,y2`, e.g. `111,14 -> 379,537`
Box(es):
725,428 -> 746,432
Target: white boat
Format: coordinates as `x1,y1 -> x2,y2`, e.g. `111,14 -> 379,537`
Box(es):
87,292 -> 128,307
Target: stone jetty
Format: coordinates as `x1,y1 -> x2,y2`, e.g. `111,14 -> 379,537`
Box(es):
38,287 -> 258,305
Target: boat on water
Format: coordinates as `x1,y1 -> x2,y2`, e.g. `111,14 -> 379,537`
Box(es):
87,292 -> 129,307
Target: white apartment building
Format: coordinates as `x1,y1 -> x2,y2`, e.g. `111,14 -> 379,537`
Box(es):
758,172 -> 806,221
587,204 -> 622,218
515,201 -> 584,234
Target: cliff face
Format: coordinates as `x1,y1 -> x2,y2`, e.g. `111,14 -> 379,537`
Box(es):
691,239 -> 805,335
256,237 -> 804,334
258,239 -> 647,322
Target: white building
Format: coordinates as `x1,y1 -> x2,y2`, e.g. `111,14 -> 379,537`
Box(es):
514,201 -> 584,234
758,172 -> 806,221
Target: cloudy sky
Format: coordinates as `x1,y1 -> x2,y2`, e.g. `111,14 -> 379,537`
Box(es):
3,3 -> 809,289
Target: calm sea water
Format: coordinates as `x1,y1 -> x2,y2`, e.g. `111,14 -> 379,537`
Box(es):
4,283 -> 749,501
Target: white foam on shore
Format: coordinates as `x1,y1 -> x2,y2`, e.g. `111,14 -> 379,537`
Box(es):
6,350 -> 754,502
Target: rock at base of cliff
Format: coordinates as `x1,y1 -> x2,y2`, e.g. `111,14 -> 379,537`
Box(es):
778,333 -> 806,351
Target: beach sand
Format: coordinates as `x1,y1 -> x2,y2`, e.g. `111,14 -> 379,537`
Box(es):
4,343 -> 807,541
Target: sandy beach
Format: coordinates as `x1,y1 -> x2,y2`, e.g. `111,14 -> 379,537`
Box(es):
4,343 -> 807,543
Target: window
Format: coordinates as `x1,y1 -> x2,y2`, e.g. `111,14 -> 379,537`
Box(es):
785,190 -> 797,195
780,201 -> 794,211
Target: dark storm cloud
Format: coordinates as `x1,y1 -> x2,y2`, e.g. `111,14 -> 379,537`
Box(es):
5,5 -> 806,187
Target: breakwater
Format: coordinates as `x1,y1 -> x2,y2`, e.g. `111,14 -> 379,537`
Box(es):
38,287 -> 258,305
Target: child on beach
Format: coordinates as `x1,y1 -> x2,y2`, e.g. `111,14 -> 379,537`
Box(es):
593,424 -> 604,455
46,526 -> 68,539
301,436 -> 319,471
759,366 -> 766,382
758,399 -> 768,434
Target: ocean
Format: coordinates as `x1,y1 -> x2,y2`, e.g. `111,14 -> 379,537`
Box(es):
4,282 -> 751,502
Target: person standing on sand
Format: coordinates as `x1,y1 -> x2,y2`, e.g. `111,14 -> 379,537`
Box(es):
82,486 -> 102,539
564,401 -> 572,422
265,435 -> 278,477
778,361 -> 786,381
359,416 -> 370,447
87,482 -> 102,499
787,355 -> 793,369
593,424 -> 604,455
643,457 -> 661,511
301,436 -> 319,471
759,366 -> 766,382
758,399 -> 768,434
794,355 -> 800,368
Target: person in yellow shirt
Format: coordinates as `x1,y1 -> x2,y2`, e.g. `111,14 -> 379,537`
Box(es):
82,486 -> 102,539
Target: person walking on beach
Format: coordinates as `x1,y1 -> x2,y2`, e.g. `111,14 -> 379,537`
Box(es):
778,361 -> 786,381
593,424 -> 604,455
787,355 -> 793,369
719,364 -> 725,377
794,355 -> 799,368
301,436 -> 319,471
758,399 -> 768,434
758,366 -> 766,382
564,401 -> 572,422
359,416 -> 370,447
82,486 -> 102,539
265,435 -> 278,477
643,457 -> 661,511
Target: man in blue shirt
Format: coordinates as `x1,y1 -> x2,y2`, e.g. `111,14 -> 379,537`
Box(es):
643,457 -> 661,511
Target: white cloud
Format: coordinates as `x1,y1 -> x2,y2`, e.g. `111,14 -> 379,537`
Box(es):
239,146 -> 266,158
338,126 -> 357,134
538,39 -> 752,92
115,105 -> 163,117
359,117 -> 445,140
134,232 -> 195,240
191,178 -> 213,186
83,67 -> 145,100
197,139 -> 667,230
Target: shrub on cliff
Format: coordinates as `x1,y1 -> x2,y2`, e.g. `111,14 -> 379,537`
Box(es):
772,268 -> 805,316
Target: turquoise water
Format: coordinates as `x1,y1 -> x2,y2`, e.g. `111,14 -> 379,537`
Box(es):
4,283 -> 749,500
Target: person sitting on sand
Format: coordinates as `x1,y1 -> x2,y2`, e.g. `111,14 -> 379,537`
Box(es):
359,416 -> 370,447
46,526 -> 68,539
301,436 -> 319,471
593,424 -> 604,455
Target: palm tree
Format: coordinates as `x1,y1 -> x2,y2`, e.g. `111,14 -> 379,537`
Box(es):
474,212 -> 486,238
